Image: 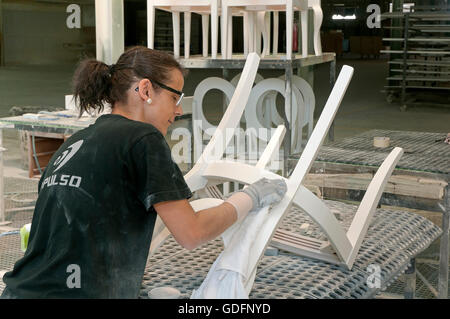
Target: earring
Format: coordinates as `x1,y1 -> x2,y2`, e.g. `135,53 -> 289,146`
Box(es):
146,98 -> 152,105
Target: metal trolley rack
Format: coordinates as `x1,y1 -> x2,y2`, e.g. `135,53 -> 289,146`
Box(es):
380,6 -> 450,110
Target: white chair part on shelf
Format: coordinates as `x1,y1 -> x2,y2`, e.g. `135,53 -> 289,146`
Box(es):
244,78 -> 304,154
221,0 -> 309,59
147,0 -> 219,59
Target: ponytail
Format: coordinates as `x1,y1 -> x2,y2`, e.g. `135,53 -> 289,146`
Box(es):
72,59 -> 112,117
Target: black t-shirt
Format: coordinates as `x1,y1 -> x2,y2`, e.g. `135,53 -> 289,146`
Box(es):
2,114 -> 192,298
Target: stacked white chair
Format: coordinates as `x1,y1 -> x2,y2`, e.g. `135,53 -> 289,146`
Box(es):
147,0 -> 220,59
272,0 -> 323,56
221,0 -> 309,59
244,78 -> 304,155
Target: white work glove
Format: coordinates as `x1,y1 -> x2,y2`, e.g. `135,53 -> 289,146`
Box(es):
241,177 -> 287,210
225,178 -> 287,221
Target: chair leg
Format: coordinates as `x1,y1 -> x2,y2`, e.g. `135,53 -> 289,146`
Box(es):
211,1 -> 218,59
265,12 -> 271,56
312,5 -> 323,55
286,7 -> 293,59
172,11 -> 181,58
223,182 -> 230,196
202,14 -> 209,58
273,11 -> 279,55
184,12 -> 191,59
258,11 -> 270,58
221,5 -> 229,59
256,12 -> 263,56
243,13 -> 249,57
227,13 -> 233,59
147,4 -> 155,48
301,10 -> 308,57
248,12 -> 255,53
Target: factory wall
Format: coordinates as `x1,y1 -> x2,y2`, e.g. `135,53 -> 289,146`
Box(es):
2,1 -> 95,65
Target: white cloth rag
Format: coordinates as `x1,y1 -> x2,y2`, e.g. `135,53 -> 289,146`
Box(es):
191,206 -> 270,299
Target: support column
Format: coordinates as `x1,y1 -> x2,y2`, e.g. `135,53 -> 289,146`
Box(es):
95,0 -> 124,64
283,63 -> 293,176
328,58 -> 336,142
0,0 -> 4,66
404,258 -> 416,299
0,129 -> 5,224
438,185 -> 449,299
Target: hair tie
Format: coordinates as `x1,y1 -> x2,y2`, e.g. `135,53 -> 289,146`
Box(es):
108,64 -> 116,76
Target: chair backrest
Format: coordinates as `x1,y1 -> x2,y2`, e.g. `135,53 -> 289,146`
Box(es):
192,77 -> 236,161
185,52 -> 261,191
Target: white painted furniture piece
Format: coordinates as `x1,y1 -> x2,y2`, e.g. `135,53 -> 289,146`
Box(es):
221,0 -> 308,59
309,0 -> 323,55
271,0 -> 323,56
244,78 -> 304,154
191,76 -> 284,194
150,55 -> 404,297
193,65 -> 404,297
275,75 -> 315,150
150,52 -> 262,254
192,77 -> 236,162
147,0 -> 219,58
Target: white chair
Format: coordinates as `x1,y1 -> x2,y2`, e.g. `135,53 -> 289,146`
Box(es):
221,0 -> 309,59
150,52 -> 261,255
272,0 -> 323,56
191,77 -> 236,162
190,65 -> 404,298
274,75 -> 315,150
147,0 -> 219,59
248,75 -> 315,153
230,72 -> 264,124
192,76 -> 283,193
150,56 -> 404,298
244,78 -> 305,154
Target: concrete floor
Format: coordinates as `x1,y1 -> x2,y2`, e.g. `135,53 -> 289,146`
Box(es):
0,56 -> 449,175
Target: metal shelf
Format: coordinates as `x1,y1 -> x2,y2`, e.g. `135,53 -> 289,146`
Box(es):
382,8 -> 450,109
381,50 -> 450,55
177,52 -> 336,69
390,69 -> 450,75
388,59 -> 450,66
385,85 -> 450,90
383,37 -> 450,42
381,12 -> 450,19
387,76 -> 450,82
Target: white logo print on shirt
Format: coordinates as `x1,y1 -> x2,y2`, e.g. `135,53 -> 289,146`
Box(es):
41,140 -> 84,191
53,140 -> 84,172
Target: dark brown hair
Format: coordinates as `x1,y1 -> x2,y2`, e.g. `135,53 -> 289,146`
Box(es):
72,46 -> 186,116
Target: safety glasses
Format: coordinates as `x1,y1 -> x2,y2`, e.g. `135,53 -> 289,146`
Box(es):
135,80 -> 184,106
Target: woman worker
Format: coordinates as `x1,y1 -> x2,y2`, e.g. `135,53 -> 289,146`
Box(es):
1,46 -> 287,298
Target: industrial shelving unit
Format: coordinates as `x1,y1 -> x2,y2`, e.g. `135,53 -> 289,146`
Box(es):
381,5 -> 450,110
178,52 -> 336,176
